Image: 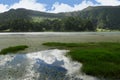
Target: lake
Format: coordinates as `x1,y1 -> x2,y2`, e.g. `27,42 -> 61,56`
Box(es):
0,32 -> 120,80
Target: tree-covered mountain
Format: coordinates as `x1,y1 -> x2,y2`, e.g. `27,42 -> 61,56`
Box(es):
0,8 -> 94,32
0,6 -> 120,32
0,8 -> 64,23
73,6 -> 120,30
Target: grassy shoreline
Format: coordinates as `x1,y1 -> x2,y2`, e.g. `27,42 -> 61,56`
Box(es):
43,42 -> 120,79
0,45 -> 28,55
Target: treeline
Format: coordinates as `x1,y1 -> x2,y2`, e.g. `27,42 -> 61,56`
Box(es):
0,17 -> 95,32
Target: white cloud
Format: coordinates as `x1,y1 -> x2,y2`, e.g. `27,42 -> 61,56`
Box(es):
0,4 -> 9,13
49,2 -> 74,13
10,0 -> 46,12
0,0 -> 120,13
95,0 -> 120,6
49,0 -> 95,13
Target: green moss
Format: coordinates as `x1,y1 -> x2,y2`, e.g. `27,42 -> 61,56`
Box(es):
0,45 -> 28,54
43,42 -> 120,79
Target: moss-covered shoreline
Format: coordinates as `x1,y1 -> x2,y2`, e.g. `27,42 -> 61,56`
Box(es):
43,42 -> 120,79
0,45 -> 28,55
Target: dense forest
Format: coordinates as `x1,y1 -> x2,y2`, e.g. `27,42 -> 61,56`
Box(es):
0,17 -> 95,32
0,6 -> 120,32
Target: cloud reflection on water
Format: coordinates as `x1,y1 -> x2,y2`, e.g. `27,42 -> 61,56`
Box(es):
0,49 -> 98,80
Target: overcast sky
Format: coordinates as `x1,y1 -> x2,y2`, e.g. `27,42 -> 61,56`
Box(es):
0,0 -> 120,13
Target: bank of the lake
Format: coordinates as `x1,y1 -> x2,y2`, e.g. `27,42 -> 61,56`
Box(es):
0,32 -> 120,53
43,42 -> 120,80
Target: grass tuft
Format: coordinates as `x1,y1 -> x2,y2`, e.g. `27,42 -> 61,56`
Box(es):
0,45 -> 28,55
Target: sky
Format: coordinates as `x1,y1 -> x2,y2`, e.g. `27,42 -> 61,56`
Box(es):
0,0 -> 120,13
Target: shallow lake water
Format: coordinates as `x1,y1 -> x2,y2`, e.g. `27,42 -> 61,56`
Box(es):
0,32 -> 120,80
0,49 -> 99,80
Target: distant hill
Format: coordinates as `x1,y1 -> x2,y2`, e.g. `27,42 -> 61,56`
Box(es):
0,6 -> 120,32
75,6 -> 120,30
0,8 -> 64,23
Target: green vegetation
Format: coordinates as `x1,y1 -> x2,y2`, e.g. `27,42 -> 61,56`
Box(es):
1,6 -> 120,32
0,17 -> 95,32
0,45 -> 28,54
43,42 -> 120,79
79,6 -> 120,30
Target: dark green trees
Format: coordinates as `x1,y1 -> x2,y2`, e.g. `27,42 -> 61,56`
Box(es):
79,6 -> 120,30
0,16 -> 95,32
63,17 -> 95,31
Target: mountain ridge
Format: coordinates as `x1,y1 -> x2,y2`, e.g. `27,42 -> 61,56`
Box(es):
0,6 -> 120,31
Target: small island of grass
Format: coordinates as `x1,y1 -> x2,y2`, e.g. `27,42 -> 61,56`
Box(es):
43,42 -> 120,79
0,45 -> 28,55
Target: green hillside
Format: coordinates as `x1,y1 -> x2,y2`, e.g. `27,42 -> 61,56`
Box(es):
79,6 -> 120,30
0,8 -> 94,32
0,8 -> 64,23
0,6 -> 120,32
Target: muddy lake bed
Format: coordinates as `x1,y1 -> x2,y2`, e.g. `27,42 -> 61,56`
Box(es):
0,32 -> 120,52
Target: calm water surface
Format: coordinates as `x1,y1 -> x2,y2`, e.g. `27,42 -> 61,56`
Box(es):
0,49 -> 99,80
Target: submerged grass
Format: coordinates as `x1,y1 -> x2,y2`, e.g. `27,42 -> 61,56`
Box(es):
0,45 -> 28,55
43,42 -> 120,79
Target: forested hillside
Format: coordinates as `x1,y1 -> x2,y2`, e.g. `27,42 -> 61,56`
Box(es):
0,16 -> 94,32
0,8 -> 94,32
79,6 -> 120,30
0,6 -> 120,32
